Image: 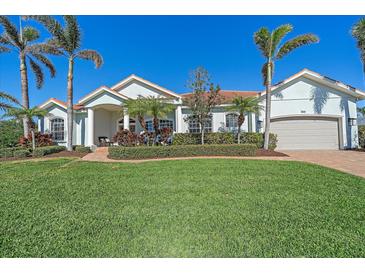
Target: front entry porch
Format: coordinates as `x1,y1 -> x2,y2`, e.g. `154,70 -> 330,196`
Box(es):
86,104 -> 137,147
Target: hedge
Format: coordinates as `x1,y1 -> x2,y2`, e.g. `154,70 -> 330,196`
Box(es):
13,149 -> 31,158
109,144 -> 257,160
33,146 -> 65,157
0,147 -> 30,158
359,125 -> 365,148
172,132 -> 277,150
74,145 -> 91,153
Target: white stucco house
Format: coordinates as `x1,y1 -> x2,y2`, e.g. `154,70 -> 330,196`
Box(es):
38,68 -> 365,150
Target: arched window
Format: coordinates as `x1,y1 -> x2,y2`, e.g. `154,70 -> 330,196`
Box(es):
226,113 -> 239,132
188,115 -> 212,133
50,118 -> 65,141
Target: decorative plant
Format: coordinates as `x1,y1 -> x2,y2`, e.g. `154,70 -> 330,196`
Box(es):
253,24 -> 318,149
0,16 -> 59,136
183,67 -> 222,144
27,16 -> 103,151
225,96 -> 263,144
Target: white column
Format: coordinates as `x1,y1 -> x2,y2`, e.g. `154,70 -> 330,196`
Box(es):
123,110 -> 130,130
87,108 -> 94,146
175,105 -> 182,132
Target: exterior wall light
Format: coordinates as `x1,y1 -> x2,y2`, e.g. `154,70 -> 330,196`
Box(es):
348,118 -> 357,126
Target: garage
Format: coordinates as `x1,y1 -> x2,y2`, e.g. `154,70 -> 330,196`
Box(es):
270,116 -> 341,150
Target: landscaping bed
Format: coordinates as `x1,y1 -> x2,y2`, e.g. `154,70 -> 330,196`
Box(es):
0,145 -> 90,161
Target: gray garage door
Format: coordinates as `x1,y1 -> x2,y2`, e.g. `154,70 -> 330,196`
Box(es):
270,117 -> 340,150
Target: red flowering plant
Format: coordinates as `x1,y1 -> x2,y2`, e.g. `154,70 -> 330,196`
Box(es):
112,129 -> 143,146
18,132 -> 53,148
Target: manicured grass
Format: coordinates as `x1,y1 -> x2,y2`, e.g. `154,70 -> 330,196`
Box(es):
0,158 -> 365,257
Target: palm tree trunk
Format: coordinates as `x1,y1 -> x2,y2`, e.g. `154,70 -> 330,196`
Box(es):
237,114 -> 245,144
31,129 -> 35,150
66,58 -> 74,152
263,61 -> 272,150
138,116 -> 147,131
19,51 -> 30,137
153,116 -> 159,145
201,123 -> 205,145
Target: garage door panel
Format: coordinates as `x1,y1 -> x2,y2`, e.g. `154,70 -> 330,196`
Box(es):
271,117 -> 339,150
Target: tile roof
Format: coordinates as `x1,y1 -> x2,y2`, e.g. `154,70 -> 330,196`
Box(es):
182,90 -> 260,103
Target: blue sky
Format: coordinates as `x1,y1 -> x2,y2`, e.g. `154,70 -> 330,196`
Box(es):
1,15 -> 365,108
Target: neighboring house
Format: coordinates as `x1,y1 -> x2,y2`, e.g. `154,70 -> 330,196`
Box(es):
39,69 -> 365,150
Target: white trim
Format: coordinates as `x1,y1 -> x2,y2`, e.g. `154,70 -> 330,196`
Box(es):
111,74 -> 181,99
260,69 -> 365,99
78,86 -> 129,104
39,98 -> 66,110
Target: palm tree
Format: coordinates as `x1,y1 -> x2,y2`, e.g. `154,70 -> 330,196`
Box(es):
123,96 -> 149,131
0,16 -> 59,137
358,106 -> 365,117
146,96 -> 175,135
226,96 -> 263,144
253,24 -> 319,149
3,106 -> 47,150
0,91 -> 19,111
28,16 -> 103,151
352,18 -> 365,76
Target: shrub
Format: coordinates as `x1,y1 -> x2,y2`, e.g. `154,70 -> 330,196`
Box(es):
359,125 -> 365,148
13,149 -> 31,158
172,132 -> 277,149
74,145 -> 91,153
18,132 -> 53,148
33,145 -> 65,157
109,144 -> 257,160
0,119 -> 23,148
112,129 -> 143,146
0,147 -> 28,158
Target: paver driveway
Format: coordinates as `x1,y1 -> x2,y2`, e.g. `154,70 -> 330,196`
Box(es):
281,150 -> 365,178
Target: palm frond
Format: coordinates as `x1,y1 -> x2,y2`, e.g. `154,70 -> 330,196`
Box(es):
31,53 -> 56,77
226,96 -> 262,115
276,33 -> 319,59
76,49 -> 103,68
271,24 -> 293,55
26,15 -> 68,51
0,91 -> 19,111
0,16 -> 21,48
64,15 -> 81,53
22,26 -> 40,43
28,57 -> 44,89
253,27 -> 271,58
27,40 -> 63,56
352,18 -> 365,72
0,34 -> 12,45
0,91 -> 20,105
0,102 -> 14,112
0,45 -> 10,53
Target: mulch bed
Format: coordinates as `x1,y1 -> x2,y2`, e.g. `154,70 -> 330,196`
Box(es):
0,151 -> 89,162
256,149 -> 288,157
43,151 -> 88,158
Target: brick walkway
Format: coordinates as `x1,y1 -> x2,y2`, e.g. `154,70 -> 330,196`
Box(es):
281,150 -> 365,178
82,147 -> 365,178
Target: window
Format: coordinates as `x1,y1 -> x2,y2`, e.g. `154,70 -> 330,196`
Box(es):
159,119 -> 173,130
226,113 -> 239,132
188,115 -> 212,133
50,118 -> 64,141
146,119 -> 173,132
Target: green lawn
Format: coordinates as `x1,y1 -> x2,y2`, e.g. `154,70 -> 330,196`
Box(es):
1,158 -> 365,257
